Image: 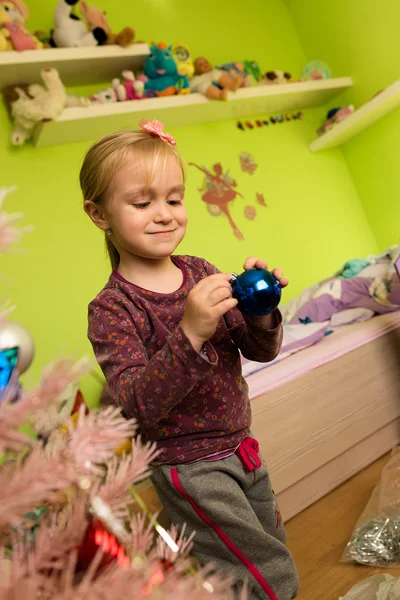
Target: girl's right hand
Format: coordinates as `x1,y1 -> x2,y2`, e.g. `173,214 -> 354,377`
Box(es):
181,273 -> 238,352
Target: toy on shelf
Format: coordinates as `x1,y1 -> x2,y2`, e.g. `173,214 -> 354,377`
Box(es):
190,56 -> 243,101
52,0 -> 107,47
261,70 -> 292,84
3,67 -> 89,145
0,0 -> 43,51
171,42 -> 194,78
79,0 -> 134,47
302,59 -> 331,80
215,59 -> 262,87
143,42 -> 190,97
91,70 -> 145,103
51,0 -> 134,48
243,60 -> 263,84
317,105 -> 355,136
33,29 -> 52,48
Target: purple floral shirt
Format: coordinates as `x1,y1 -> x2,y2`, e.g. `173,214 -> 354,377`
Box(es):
88,256 -> 282,464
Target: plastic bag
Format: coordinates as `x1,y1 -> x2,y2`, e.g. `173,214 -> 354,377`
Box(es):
341,447 -> 400,567
339,575 -> 400,600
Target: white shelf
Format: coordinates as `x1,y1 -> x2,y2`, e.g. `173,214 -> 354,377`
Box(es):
310,79 -> 400,152
32,77 -> 353,147
0,44 -> 150,88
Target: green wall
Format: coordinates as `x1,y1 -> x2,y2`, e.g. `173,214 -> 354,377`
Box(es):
287,0 -> 400,250
1,0 -> 378,400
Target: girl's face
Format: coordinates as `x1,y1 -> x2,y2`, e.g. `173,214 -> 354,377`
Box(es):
102,154 -> 187,262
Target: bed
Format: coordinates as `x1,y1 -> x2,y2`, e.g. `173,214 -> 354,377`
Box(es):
249,312 -> 400,522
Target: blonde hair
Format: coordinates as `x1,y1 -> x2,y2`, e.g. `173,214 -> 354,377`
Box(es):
80,130 -> 185,270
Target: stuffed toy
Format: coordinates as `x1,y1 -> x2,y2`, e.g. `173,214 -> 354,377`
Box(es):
317,105 -> 355,136
144,42 -> 190,96
80,0 -> 134,47
91,70 -> 145,103
261,70 -> 293,85
243,60 -> 262,84
51,0 -> 134,48
3,67 -> 89,145
215,62 -> 247,86
0,0 -> 43,51
171,42 -> 194,78
33,29 -> 53,48
215,60 -> 262,87
51,0 -> 107,47
190,56 -> 243,101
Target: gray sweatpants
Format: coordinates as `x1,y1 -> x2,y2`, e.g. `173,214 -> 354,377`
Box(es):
150,446 -> 299,600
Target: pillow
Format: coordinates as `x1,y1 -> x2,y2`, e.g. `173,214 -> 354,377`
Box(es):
330,308 -> 374,327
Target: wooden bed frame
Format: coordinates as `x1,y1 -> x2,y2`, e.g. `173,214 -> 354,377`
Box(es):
251,326 -> 400,522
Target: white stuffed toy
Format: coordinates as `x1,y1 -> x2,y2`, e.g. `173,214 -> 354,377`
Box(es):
52,0 -> 107,48
3,67 -> 89,145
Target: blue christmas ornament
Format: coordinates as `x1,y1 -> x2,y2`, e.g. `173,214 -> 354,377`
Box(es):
231,268 -> 281,317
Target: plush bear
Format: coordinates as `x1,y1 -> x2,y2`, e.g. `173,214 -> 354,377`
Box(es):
3,67 -> 89,145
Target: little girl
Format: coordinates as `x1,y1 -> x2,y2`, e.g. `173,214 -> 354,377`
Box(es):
82,119 -> 298,600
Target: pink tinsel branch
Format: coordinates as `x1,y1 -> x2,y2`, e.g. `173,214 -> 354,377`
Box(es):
0,359 -> 90,452
157,523 -> 195,565
0,425 -> 36,454
68,406 -> 138,477
29,497 -> 88,573
44,551 -> 243,600
95,439 -> 159,519
0,186 -> 32,254
52,557 -> 146,600
0,548 -> 44,600
128,512 -> 156,555
0,300 -> 15,324
0,448 -> 76,533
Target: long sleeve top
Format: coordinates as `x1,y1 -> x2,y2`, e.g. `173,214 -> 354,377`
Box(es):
88,255 -> 283,464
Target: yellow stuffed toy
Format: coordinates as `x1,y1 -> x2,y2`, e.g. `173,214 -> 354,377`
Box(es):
171,42 -> 194,79
0,0 -> 43,51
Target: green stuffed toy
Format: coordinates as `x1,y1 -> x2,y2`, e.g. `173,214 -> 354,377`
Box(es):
144,42 -> 190,96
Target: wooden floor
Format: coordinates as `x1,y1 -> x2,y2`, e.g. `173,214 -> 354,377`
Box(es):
285,453 -> 400,600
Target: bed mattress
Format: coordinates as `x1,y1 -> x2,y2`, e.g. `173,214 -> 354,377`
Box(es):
246,312 -> 400,400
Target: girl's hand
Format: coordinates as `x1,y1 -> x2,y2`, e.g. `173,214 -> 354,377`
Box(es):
243,256 -> 289,288
181,273 -> 238,352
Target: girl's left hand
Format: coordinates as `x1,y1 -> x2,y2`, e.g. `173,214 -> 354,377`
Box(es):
243,256 -> 289,288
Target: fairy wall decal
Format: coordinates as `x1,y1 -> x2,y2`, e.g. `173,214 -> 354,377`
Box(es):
189,162 -> 245,240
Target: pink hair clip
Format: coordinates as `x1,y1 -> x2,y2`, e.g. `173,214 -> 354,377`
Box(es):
139,119 -> 177,146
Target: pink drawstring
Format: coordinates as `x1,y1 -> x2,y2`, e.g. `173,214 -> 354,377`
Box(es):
236,437 -> 262,472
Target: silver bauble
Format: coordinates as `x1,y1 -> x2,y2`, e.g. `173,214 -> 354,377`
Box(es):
0,320 -> 34,374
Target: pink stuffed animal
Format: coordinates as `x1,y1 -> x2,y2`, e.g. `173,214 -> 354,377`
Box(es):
80,0 -> 134,47
0,0 -> 43,51
91,70 -> 145,103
